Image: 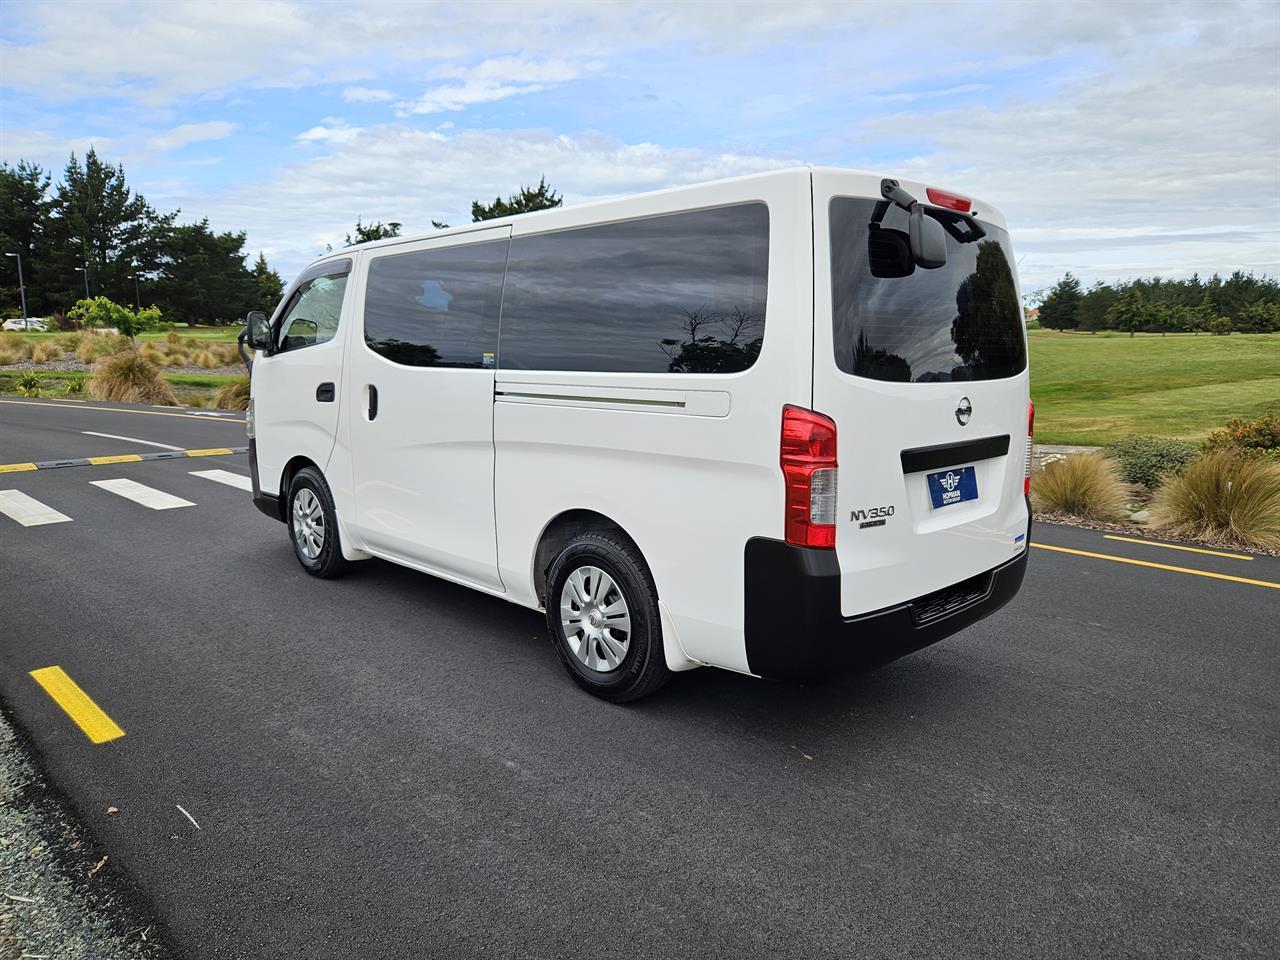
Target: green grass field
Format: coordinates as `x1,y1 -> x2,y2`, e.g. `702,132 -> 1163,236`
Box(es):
1029,330 -> 1280,446
15,325 -> 240,342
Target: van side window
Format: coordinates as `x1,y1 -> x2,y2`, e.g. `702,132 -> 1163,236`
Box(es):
276,273 -> 348,353
364,240 -> 508,368
498,203 -> 769,374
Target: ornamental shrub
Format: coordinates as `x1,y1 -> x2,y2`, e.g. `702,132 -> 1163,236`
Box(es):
1107,435 -> 1199,488
1203,415 -> 1280,462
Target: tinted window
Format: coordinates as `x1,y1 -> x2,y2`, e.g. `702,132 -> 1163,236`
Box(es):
364,240 -> 508,368
830,197 -> 1026,382
498,203 -> 769,373
275,272 -> 348,353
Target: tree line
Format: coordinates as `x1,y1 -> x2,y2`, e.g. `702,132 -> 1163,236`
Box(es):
0,149 -> 284,326
1035,271 -> 1280,335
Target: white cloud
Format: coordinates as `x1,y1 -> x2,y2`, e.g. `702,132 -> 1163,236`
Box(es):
343,86 -> 395,102
296,120 -> 362,144
147,121 -> 236,152
176,126 -> 793,275
395,57 -> 598,115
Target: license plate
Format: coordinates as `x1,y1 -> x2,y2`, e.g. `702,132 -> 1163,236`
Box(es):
927,465 -> 978,509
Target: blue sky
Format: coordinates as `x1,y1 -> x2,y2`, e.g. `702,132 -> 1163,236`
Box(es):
2,0 -> 1277,294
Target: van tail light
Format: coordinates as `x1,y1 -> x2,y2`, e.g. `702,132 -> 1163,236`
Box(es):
1024,400 -> 1035,495
926,187 -> 972,213
781,405 -> 838,549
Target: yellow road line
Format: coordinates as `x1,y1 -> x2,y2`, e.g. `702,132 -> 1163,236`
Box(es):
0,462 -> 38,473
87,454 -> 144,465
184,447 -> 235,457
0,398 -> 242,423
28,666 -> 125,744
1031,543 -> 1279,590
1102,534 -> 1253,561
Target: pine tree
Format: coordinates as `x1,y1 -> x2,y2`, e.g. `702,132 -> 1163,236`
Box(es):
0,160 -> 53,316
251,252 -> 284,314
1037,272 -> 1083,330
345,217 -> 402,246
471,176 -> 563,221
46,148 -> 172,312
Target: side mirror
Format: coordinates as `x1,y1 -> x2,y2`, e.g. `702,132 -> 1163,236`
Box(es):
909,206 -> 948,269
244,311 -> 272,350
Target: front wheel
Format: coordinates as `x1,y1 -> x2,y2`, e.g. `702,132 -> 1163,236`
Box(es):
545,532 -> 670,703
286,466 -> 349,578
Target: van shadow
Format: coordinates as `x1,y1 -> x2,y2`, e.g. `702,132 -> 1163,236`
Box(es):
337,553 -> 998,746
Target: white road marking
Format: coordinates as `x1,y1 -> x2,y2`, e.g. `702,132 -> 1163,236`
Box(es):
0,490 -> 73,526
190,468 -> 252,491
81,430 -> 183,451
90,478 -> 194,510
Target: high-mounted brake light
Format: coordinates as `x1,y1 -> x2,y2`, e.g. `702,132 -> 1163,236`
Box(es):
1024,400 -> 1035,496
781,405 -> 838,549
926,187 -> 972,213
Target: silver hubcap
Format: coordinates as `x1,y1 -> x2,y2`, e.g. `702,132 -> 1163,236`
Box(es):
292,488 -> 325,561
560,565 -> 631,673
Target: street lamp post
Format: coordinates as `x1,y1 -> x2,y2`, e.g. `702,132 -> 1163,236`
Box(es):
74,265 -> 90,300
4,252 -> 26,320
127,272 -> 141,310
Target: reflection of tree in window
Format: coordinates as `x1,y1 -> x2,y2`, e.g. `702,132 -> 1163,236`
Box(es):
950,241 -> 1024,377
659,306 -> 763,373
851,330 -> 911,382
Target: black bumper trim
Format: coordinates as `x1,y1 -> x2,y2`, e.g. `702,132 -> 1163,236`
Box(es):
744,536 -> 1029,682
249,438 -> 283,522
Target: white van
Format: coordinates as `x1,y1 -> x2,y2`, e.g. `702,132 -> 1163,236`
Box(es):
243,167 -> 1031,702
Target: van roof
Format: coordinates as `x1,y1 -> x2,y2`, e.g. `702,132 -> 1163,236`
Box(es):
309,165 -> 1004,268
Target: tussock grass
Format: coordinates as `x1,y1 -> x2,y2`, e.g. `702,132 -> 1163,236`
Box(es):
192,350 -> 219,368
0,348 -> 20,365
1031,452 -> 1129,521
88,352 -> 178,406
1150,450 -> 1280,551
77,332 -> 131,362
29,340 -> 64,363
213,375 -> 250,411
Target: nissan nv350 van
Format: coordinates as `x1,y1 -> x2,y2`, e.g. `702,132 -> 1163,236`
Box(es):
242,167 -> 1031,702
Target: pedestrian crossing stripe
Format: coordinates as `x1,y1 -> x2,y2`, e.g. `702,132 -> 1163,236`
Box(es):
1,468 -> 252,527
90,478 -> 195,510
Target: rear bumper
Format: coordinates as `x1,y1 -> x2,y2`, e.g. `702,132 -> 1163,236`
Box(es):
249,438 -> 283,522
743,516 -> 1030,681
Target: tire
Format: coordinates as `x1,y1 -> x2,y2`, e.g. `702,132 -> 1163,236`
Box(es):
545,531 -> 671,703
286,466 -> 350,579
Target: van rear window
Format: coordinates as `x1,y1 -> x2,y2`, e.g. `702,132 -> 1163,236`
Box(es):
829,197 -> 1026,382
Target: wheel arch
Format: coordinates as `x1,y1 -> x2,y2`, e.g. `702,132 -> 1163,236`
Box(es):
531,509 -> 699,673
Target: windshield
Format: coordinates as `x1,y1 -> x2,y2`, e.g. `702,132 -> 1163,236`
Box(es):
829,197 -> 1027,382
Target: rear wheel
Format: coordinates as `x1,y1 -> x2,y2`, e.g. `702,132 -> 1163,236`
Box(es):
287,466 -> 349,578
545,532 -> 670,703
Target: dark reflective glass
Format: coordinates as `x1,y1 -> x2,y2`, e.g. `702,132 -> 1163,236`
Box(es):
498,203 -> 769,373
364,240 -> 508,368
830,197 -> 1027,383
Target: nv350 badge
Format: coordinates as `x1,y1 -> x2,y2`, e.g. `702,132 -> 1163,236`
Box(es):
852,505 -> 895,528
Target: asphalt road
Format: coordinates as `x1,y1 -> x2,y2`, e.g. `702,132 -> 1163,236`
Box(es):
1,397 -> 1277,959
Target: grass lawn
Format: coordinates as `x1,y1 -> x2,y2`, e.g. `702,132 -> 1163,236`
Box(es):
1029,330 -> 1280,445
11,325 -> 240,343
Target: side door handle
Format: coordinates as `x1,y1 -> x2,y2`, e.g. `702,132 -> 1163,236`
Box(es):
315,382 -> 335,402
368,384 -> 378,421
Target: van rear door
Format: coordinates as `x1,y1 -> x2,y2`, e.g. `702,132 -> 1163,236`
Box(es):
811,170 -> 1031,618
